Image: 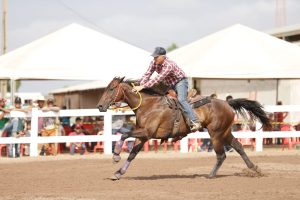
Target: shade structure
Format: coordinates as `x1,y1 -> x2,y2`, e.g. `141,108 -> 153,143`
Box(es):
169,24 -> 300,79
0,23 -> 151,80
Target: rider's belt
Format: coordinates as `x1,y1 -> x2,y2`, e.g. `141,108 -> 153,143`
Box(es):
174,77 -> 187,86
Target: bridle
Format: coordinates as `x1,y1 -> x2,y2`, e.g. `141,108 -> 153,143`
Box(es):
109,82 -> 142,111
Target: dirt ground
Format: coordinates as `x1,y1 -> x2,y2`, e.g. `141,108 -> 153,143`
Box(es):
0,149 -> 300,200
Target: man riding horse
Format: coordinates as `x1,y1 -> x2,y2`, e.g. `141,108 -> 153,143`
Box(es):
132,47 -> 201,132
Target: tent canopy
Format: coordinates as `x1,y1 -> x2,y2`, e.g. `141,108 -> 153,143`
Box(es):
169,24 -> 300,79
0,23 -> 151,80
50,80 -> 109,94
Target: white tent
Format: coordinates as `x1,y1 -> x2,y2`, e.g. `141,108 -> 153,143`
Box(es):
50,80 -> 110,94
169,24 -> 300,79
0,23 -> 151,80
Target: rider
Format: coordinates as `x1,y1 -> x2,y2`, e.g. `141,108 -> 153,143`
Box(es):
132,47 -> 201,132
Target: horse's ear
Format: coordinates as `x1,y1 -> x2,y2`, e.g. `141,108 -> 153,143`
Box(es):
120,76 -> 125,82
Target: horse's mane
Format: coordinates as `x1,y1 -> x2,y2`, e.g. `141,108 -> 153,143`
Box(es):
122,79 -> 170,96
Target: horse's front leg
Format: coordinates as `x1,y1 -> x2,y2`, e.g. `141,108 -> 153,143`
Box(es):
112,133 -> 130,163
112,128 -> 148,163
111,138 -> 147,181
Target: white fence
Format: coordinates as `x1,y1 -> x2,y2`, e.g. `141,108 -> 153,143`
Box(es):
0,105 -> 300,157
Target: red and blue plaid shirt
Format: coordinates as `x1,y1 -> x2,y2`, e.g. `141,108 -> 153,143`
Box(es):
140,57 -> 186,88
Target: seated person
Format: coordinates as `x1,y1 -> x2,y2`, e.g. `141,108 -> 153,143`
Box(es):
69,124 -> 86,155
112,115 -> 134,153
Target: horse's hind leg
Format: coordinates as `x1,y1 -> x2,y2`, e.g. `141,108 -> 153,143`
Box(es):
209,140 -> 226,178
230,138 -> 260,173
111,138 -> 146,180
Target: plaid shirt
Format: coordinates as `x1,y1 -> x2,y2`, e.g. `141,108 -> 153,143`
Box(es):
140,57 -> 186,88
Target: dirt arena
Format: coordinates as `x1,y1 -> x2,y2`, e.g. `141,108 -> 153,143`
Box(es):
1,149 -> 300,200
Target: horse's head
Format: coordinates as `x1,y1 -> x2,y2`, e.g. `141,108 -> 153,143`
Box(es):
97,77 -> 125,112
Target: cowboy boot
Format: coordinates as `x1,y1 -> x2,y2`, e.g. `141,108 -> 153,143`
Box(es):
190,120 -> 202,132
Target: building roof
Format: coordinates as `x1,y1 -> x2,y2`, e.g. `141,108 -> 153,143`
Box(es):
266,24 -> 300,38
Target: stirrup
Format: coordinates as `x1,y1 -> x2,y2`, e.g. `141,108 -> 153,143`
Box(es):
190,121 -> 202,132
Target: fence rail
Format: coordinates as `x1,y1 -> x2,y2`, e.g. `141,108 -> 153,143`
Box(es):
0,105 -> 300,156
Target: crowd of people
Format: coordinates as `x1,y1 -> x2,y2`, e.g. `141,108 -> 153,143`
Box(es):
0,95 -> 138,157
0,91 -> 297,157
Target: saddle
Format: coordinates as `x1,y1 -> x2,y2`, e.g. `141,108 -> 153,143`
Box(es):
167,88 -> 211,108
165,89 -> 211,138
188,90 -> 211,109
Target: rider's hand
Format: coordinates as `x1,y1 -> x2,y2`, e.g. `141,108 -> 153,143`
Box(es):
132,85 -> 144,93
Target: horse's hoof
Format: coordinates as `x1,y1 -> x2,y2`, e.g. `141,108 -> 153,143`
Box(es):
110,171 -> 122,181
112,154 -> 121,164
251,165 -> 262,174
207,174 -> 216,179
110,174 -> 120,181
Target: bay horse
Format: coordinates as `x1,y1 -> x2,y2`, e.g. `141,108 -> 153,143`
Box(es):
97,77 -> 270,180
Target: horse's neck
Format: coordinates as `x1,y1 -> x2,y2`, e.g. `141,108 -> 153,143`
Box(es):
121,84 -> 142,109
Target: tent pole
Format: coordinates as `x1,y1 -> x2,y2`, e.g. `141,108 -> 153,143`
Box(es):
276,79 -> 279,103
10,79 -> 15,105
1,0 -> 7,99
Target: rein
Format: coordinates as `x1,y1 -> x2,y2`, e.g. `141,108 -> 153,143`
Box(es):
109,83 -> 142,111
130,83 -> 142,111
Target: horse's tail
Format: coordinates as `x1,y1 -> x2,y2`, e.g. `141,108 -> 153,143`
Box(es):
228,98 -> 271,128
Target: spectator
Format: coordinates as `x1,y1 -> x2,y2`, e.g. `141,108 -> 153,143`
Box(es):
3,97 -> 27,158
210,93 -> 217,99
226,95 -> 233,102
69,124 -> 86,155
71,117 -> 85,131
71,117 -> 91,150
59,105 -> 70,127
274,100 -> 288,145
0,97 -> 10,136
40,98 -> 60,156
263,113 -> 274,145
91,116 -> 104,150
93,116 -> 104,134
34,96 -> 46,135
35,96 -> 46,109
34,96 -> 47,154
23,120 -> 31,156
112,115 -> 134,153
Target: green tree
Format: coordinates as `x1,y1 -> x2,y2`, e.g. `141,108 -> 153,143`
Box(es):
166,43 -> 178,52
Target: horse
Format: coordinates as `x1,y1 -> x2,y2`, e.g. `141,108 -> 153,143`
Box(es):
97,77 -> 270,180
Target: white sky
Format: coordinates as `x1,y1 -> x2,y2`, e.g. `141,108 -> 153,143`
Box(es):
1,0 -> 300,94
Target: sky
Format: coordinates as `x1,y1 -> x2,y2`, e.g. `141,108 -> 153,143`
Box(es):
1,0 -> 300,94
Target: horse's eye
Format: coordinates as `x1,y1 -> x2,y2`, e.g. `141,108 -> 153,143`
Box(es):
109,88 -> 114,91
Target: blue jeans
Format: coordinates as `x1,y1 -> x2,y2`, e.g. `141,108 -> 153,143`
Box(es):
174,78 -> 198,122
4,118 -> 21,157
8,144 -> 20,157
